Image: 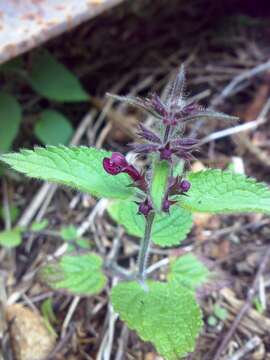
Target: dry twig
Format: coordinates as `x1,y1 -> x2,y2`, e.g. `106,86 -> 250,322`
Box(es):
212,247 -> 270,360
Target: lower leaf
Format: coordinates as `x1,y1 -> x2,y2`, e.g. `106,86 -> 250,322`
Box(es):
111,281 -> 202,359
39,253 -> 106,296
168,254 -> 210,290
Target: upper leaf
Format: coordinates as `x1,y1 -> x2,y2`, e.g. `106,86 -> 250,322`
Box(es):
168,253 -> 210,290
29,50 -> 89,102
180,169 -> 270,214
111,281 -> 202,359
0,146 -> 134,200
39,253 -> 106,296
108,200 -> 193,247
0,93 -> 21,153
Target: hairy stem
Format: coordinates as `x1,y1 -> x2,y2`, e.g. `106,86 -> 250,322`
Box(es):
137,211 -> 155,285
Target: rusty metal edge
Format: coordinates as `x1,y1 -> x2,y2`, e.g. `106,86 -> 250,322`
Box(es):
0,0 -> 124,65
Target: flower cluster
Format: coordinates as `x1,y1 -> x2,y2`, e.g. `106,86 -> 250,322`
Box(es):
162,176 -> 191,213
103,66 -> 237,216
103,151 -> 191,216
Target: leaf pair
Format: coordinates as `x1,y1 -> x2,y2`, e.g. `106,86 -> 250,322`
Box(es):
40,253 -> 106,296
2,146 -> 270,214
1,146 -> 133,200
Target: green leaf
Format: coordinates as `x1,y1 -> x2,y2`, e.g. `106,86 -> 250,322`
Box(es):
41,298 -> 57,323
150,160 -> 170,211
0,57 -> 23,73
31,219 -> 49,232
180,169 -> 270,214
0,229 -> 22,247
29,50 -> 89,102
41,298 -> 57,336
207,315 -> 218,327
108,200 -> 193,247
111,281 -> 202,359
60,225 -> 90,250
253,297 -> 265,313
0,93 -> 21,152
0,146 -> 134,200
34,110 -> 74,145
213,304 -> 228,321
168,254 -> 210,289
39,253 -> 106,295
60,225 -> 77,241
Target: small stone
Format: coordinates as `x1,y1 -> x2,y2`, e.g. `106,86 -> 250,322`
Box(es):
6,304 -> 56,360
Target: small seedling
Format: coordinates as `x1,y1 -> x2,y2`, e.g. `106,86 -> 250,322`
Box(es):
1,66 -> 270,359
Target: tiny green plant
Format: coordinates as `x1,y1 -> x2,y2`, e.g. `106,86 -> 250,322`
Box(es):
1,66 -> 270,359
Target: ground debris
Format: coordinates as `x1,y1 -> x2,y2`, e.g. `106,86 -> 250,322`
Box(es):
220,288 -> 270,337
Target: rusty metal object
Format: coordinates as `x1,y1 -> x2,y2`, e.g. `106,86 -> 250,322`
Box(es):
0,0 -> 124,64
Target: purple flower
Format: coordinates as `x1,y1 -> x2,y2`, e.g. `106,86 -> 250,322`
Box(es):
103,152 -> 128,175
103,152 -> 141,182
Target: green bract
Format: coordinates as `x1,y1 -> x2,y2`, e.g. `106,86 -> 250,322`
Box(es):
0,146 -> 134,200
108,200 -> 193,247
150,159 -> 170,212
181,169 -> 270,214
111,281 -> 202,360
40,253 -> 106,295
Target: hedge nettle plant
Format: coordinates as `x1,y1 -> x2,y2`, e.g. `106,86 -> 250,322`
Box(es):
2,66 -> 270,359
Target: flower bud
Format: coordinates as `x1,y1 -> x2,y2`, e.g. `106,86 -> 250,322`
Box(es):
162,196 -> 177,213
138,198 -> 153,216
180,179 -> 191,192
159,143 -> 173,161
150,94 -> 166,116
